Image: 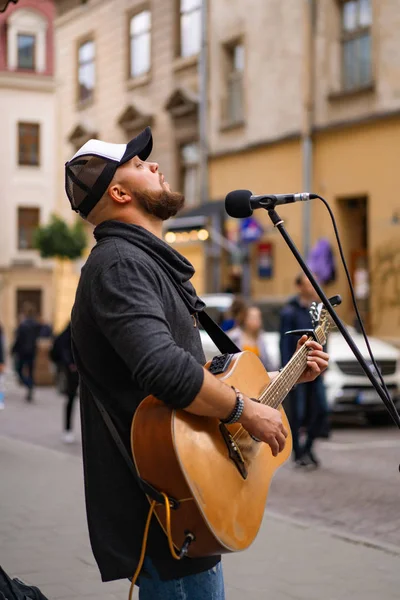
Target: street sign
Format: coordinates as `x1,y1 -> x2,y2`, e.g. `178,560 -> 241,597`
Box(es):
239,217 -> 264,244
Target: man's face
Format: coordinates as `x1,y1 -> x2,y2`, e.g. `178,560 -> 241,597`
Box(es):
117,155 -> 170,193
114,156 -> 185,220
298,274 -> 318,300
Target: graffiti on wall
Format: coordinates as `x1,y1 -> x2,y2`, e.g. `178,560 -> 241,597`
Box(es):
371,241 -> 400,330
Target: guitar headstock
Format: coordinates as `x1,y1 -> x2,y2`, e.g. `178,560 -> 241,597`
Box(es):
309,302 -> 330,345
309,295 -> 341,345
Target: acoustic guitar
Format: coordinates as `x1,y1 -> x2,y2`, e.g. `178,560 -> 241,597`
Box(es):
131,302 -> 330,558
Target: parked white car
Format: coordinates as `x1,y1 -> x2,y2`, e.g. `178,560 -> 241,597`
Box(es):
200,293 -> 400,425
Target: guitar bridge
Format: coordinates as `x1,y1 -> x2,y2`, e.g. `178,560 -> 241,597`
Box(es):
219,423 -> 248,480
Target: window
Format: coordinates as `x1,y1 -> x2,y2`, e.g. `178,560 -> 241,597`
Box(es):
341,0 -> 372,90
180,142 -> 200,207
179,0 -> 201,58
130,10 -> 151,78
78,40 -> 95,103
18,207 -> 40,250
7,9 -> 48,73
17,34 -> 35,70
224,42 -> 245,125
18,123 -> 40,166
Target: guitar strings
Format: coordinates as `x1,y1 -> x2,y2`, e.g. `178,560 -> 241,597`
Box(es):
231,323 -> 327,445
231,345 -> 308,443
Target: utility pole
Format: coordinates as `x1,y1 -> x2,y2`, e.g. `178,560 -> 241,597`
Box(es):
302,0 -> 316,258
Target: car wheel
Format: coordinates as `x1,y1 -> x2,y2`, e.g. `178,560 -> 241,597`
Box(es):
365,412 -> 392,426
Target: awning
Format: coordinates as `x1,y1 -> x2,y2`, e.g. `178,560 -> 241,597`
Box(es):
178,199 -> 225,219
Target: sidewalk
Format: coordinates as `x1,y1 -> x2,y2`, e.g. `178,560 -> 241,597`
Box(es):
1,435 -> 399,600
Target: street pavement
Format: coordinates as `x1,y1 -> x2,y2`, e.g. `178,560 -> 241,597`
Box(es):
1,376 -> 400,599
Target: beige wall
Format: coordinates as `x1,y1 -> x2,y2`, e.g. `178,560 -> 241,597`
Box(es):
209,114 -> 400,338
53,0 -> 400,340
209,139 -> 304,298
0,72 -> 56,347
312,117 -> 400,338
314,0 -> 400,128
208,0 -> 304,155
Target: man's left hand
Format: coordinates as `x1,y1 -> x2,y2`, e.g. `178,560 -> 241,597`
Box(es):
295,335 -> 329,384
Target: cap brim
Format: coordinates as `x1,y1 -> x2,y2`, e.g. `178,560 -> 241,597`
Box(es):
120,126 -> 153,165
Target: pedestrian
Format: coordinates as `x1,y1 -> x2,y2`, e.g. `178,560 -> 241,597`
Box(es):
220,295 -> 247,331
51,323 -> 79,444
11,303 -> 41,402
229,305 -> 274,370
0,323 -> 5,410
279,273 -> 329,467
65,126 -> 329,598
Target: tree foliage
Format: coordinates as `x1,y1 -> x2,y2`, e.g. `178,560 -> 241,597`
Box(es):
33,215 -> 87,260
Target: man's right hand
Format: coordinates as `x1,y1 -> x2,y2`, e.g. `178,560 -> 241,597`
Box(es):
240,398 -> 288,456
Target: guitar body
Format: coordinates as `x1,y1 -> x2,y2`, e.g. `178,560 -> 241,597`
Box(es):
131,351 -> 292,557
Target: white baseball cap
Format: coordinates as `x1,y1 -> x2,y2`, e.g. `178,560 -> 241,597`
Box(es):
65,126 -> 153,217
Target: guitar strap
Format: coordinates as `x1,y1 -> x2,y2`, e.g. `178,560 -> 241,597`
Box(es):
197,309 -> 241,354
87,308 -> 240,506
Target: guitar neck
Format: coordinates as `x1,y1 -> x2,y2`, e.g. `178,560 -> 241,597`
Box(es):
259,326 -> 324,409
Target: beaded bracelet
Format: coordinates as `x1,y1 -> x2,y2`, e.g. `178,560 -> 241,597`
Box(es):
220,387 -> 244,425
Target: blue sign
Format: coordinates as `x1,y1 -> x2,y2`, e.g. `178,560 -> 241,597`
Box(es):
239,217 -> 264,244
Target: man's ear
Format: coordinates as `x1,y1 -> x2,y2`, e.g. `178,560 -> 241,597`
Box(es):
108,183 -> 132,205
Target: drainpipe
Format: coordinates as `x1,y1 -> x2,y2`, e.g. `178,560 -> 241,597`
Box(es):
199,0 -> 220,292
302,0 -> 316,258
199,0 -> 209,208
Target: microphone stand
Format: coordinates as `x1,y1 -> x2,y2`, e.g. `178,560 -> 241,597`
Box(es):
267,207 -> 400,429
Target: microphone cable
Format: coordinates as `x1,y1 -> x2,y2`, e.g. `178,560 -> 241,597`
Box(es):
313,194 -> 399,424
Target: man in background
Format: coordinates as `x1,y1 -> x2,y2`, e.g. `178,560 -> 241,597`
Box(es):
12,303 -> 40,402
280,273 -> 329,467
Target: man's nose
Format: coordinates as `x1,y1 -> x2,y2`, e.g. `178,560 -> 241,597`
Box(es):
149,162 -> 159,173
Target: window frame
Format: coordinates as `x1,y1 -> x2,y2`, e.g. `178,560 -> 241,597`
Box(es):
220,38 -> 246,129
77,37 -> 96,106
340,0 -> 372,91
178,0 -> 202,59
17,206 -> 40,251
128,8 -> 152,79
17,122 -> 40,167
16,32 -> 36,71
179,140 -> 200,208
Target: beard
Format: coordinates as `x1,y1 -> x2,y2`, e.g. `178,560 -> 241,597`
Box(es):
134,188 -> 185,221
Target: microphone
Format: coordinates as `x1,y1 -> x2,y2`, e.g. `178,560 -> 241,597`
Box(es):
225,189 -> 318,218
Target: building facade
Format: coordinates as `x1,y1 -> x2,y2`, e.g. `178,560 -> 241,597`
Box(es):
208,0 -> 400,340
54,0 -> 400,340
0,0 -> 56,347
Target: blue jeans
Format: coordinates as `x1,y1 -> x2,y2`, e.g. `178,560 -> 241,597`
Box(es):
137,557 -> 225,600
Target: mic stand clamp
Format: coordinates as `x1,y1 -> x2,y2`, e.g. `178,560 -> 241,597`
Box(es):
267,207 -> 400,428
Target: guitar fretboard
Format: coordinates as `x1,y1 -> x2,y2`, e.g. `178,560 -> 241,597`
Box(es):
258,325 -> 325,409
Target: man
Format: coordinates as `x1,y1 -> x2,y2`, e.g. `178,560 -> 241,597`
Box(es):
12,303 -> 40,402
66,127 -> 329,599
280,273 -> 329,468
